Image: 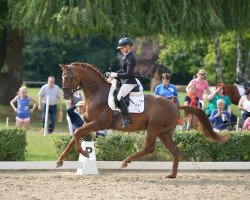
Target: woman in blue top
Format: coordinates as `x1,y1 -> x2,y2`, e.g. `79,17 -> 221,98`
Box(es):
10,86 -> 36,130
154,73 -> 179,104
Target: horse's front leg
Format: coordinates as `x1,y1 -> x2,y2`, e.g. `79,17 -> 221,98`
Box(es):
56,137 -> 75,168
56,122 -> 96,168
74,121 -> 96,157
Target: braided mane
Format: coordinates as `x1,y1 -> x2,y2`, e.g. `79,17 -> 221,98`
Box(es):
71,62 -> 108,83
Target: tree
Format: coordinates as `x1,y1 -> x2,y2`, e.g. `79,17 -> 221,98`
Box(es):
1,0 -> 250,104
158,37 -> 208,84
214,32 -> 223,83
236,32 -> 244,83
22,34 -> 119,84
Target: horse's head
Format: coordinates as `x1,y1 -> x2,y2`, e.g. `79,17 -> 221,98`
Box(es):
59,64 -> 81,100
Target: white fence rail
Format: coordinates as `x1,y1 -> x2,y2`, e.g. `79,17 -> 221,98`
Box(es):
0,161 -> 249,170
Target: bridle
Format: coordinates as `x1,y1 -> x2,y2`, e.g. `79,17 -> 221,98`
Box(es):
62,65 -> 102,93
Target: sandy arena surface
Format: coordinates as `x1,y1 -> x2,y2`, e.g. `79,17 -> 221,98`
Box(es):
0,169 -> 249,200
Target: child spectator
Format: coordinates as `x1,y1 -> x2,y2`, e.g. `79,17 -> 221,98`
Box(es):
184,84 -> 200,130
10,86 -> 36,130
184,84 -> 200,108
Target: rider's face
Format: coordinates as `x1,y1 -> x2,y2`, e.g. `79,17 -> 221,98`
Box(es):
119,45 -> 129,55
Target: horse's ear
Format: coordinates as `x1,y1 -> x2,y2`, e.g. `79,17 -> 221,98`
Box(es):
59,64 -> 66,70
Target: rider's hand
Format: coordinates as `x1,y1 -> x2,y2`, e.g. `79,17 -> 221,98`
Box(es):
110,72 -> 117,78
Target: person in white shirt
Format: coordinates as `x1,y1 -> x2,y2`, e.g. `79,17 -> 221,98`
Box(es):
38,76 -> 62,134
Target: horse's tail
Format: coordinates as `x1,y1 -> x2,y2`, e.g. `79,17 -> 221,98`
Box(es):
179,106 -> 228,143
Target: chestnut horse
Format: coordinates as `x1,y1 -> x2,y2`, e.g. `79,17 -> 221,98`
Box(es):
57,62 -> 227,178
224,82 -> 250,105
224,85 -> 242,105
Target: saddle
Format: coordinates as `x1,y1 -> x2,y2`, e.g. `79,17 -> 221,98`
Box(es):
108,78 -> 144,113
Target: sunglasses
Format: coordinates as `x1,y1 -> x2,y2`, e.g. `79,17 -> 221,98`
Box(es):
162,77 -> 170,80
199,73 -> 205,76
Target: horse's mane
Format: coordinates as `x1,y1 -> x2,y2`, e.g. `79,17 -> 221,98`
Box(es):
71,62 -> 109,83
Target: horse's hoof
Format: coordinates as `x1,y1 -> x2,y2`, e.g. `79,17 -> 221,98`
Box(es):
83,150 -> 90,158
166,174 -> 177,179
119,162 -> 128,169
56,161 -> 63,168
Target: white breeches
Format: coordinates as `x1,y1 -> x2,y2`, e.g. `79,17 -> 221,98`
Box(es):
117,84 -> 137,101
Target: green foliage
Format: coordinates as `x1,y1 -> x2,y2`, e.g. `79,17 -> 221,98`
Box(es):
22,34 -> 119,83
159,31 -> 250,85
5,0 -> 250,38
173,130 -> 250,161
54,134 -> 92,161
96,131 -> 250,161
95,133 -> 141,161
0,128 -> 27,161
158,37 -> 208,78
54,135 -> 78,161
95,132 -> 171,161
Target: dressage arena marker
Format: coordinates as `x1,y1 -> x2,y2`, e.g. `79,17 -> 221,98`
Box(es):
76,141 -> 99,175
0,162 -> 249,171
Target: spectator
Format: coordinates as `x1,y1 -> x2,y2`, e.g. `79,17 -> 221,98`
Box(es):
184,84 -> 200,108
206,83 -> 237,129
184,84 -> 200,130
238,88 -> 250,126
186,69 -> 211,109
38,76 -> 62,134
209,99 -> 231,131
67,101 -> 85,130
65,91 -> 83,135
10,86 -> 36,130
154,72 -> 179,104
243,117 -> 250,131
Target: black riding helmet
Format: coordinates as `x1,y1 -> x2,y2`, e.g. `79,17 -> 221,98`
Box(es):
117,37 -> 133,49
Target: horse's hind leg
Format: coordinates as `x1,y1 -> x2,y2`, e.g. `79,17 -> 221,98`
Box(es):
158,131 -> 179,179
121,133 -> 157,168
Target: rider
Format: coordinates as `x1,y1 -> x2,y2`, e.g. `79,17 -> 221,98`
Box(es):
109,37 -> 137,127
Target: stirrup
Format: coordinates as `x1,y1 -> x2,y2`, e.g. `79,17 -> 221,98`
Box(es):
121,118 -> 131,128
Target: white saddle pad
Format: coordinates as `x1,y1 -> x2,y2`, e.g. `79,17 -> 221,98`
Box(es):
108,79 -> 144,113
234,84 -> 245,96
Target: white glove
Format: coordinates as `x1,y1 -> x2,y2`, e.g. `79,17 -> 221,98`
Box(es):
110,72 -> 117,78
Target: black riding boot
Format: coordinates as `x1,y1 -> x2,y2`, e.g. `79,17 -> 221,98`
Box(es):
119,97 -> 131,128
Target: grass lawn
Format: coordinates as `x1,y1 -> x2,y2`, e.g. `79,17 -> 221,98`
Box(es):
0,87 -> 242,161
26,132 -> 64,161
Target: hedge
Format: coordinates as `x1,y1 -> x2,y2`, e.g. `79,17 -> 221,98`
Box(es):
54,131 -> 250,162
173,131 -> 250,161
0,128 -> 27,161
